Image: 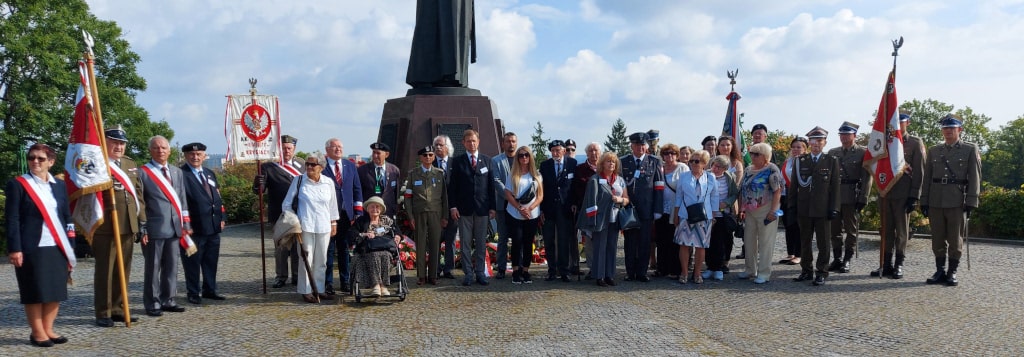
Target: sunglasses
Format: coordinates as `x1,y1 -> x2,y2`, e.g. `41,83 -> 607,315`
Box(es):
517,153 -> 531,158
688,159 -> 703,165
27,155 -> 48,162
567,148 -> 576,152
305,162 -> 320,167
421,153 -> 435,157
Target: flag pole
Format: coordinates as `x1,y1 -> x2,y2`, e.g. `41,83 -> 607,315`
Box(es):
249,78 -> 268,294
82,31 -> 132,326
878,36 -> 903,278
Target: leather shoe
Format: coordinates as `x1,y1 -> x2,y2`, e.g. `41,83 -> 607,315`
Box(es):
441,272 -> 456,279
926,270 -> 946,284
637,275 -> 651,282
560,275 -> 571,282
945,272 -> 959,286
839,260 -> 851,273
187,295 -> 202,305
111,315 -> 138,323
793,272 -> 813,282
428,278 -> 438,285
545,274 -> 557,281
827,260 -> 842,272
272,280 -> 286,288
50,335 -> 68,344
417,278 -> 425,285
202,293 -> 227,300
161,305 -> 186,313
29,335 -> 54,348
495,271 -> 505,280
812,274 -> 826,286
604,277 -> 617,286
597,279 -> 608,287
891,266 -> 904,279
145,309 -> 163,317
324,285 -> 336,295
95,318 -> 115,327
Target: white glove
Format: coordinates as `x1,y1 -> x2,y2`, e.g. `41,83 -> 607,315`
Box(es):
654,213 -> 663,220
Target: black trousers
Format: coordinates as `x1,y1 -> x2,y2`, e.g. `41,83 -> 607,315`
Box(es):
181,233 -> 221,297
653,215 -> 680,275
507,213 -> 540,268
706,220 -> 733,271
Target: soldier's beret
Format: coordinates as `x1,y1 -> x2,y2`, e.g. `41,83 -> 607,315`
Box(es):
806,126 -> 828,139
628,132 -> 649,144
182,142 -> 207,152
548,139 -> 565,150
105,125 -> 128,142
752,124 -> 768,133
417,145 -> 434,155
370,142 -> 390,152
564,139 -> 577,148
838,121 -> 860,134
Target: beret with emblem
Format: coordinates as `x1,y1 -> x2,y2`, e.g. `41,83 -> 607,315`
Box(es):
182,142 -> 207,152
369,142 -> 390,152
548,139 -> 565,150
417,145 -> 434,155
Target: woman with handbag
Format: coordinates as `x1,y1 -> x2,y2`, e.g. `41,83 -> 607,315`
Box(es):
503,146 -> 544,284
672,150 -> 719,284
577,152 -> 629,287
653,144 -> 689,279
737,143 -> 784,284
282,156 -> 339,303
350,196 -> 400,296
703,155 -> 739,281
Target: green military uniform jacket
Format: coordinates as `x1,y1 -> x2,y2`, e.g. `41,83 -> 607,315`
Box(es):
827,144 -> 872,205
93,157 -> 147,238
403,165 -> 449,214
788,152 -> 841,218
921,140 -> 981,209
886,135 -> 925,200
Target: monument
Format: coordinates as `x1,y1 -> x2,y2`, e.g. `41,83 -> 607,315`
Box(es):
378,0 -> 504,171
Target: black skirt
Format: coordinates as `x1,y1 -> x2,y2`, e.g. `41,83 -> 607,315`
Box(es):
14,246 -> 69,304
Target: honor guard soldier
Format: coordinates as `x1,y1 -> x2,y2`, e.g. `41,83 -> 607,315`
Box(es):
826,121 -> 872,273
620,132 -> 666,282
872,111 -> 925,279
788,126 -> 840,286
403,145 -> 449,285
920,114 -> 980,286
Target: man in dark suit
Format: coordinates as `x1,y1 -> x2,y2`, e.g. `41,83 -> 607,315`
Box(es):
433,134 -> 458,279
322,138 -> 363,294
872,112 -> 925,279
357,142 -> 401,217
93,126 -> 146,327
138,135 -> 191,316
252,135 -> 304,288
540,139 -> 578,282
179,142 -> 226,305
619,132 -> 665,282
789,126 -> 841,286
448,129 -> 496,286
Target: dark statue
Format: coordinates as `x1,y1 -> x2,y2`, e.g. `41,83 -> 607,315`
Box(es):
405,0 -> 478,95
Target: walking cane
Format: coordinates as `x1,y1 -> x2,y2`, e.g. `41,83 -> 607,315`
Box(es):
964,213 -> 971,270
293,233 -> 320,303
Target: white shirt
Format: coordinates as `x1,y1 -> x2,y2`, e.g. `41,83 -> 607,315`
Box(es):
28,173 -> 58,247
505,173 -> 542,220
282,174 -> 340,234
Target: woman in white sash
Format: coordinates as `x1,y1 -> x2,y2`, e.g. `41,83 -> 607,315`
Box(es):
5,144 -> 74,347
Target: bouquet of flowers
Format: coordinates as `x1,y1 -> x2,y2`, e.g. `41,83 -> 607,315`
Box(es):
398,235 -> 416,270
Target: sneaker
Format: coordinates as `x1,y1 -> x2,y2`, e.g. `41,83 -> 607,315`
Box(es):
522,271 -> 533,284
512,270 -> 523,284
753,277 -> 768,284
701,270 -> 713,279
713,271 -> 724,281
737,272 -> 750,279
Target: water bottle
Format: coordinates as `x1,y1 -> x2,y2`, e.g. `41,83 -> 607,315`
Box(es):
66,224 -> 76,239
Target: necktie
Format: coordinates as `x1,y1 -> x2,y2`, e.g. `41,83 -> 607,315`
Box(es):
471,154 -> 477,168
442,158 -> 447,171
162,166 -> 172,188
199,170 -> 212,197
636,158 -> 642,168
556,161 -> 562,175
334,161 -> 342,185
376,166 -> 384,191
115,160 -> 121,167
813,155 -> 819,163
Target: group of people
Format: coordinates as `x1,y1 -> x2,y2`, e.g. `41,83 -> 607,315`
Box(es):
5,113 -> 981,347
6,126 -> 226,347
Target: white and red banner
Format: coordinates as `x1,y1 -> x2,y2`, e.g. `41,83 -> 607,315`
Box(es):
65,60 -> 112,239
224,94 -> 280,162
863,69 -> 906,197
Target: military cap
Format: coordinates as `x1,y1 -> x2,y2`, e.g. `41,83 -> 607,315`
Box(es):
105,125 -> 128,142
548,139 -> 565,150
837,121 -> 860,134
806,126 -> 828,139
564,139 -> 577,149
417,145 -> 434,155
940,114 -> 963,128
898,110 -> 912,122
701,135 -> 717,146
369,142 -> 390,152
646,130 -> 660,141
182,142 -> 207,152
281,135 -> 298,145
752,123 -> 768,133
628,132 -> 649,144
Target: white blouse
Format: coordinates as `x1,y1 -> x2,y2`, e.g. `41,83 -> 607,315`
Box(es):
505,173 -> 542,220
282,174 -> 340,234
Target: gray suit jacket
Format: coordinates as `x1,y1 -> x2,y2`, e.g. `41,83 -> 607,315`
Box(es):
491,154 -> 514,212
139,161 -> 189,239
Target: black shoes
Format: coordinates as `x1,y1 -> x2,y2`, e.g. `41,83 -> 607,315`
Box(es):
272,280 -> 286,288
827,260 -> 843,272
522,271 -> 533,284
560,275 -> 571,282
50,335 -> 68,344
869,265 -> 894,277
945,272 -> 959,286
145,309 -> 163,317
604,277 -> 617,286
324,285 -> 337,295
637,275 -> 651,282
839,260 -> 851,273
926,270 -> 946,284
512,270 -> 523,285
495,271 -> 506,279
187,295 -> 202,305
96,318 -> 115,327
812,274 -> 827,286
161,305 -> 186,313
441,272 -> 456,279
892,266 -> 904,279
545,274 -> 557,282
793,272 -> 813,282
29,335 -> 54,347
202,293 -> 227,300
111,315 -> 138,323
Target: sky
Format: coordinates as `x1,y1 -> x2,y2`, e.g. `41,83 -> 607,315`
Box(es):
84,0 -> 1024,158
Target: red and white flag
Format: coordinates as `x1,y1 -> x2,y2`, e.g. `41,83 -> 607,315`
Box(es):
863,69 -> 906,197
224,94 -> 280,163
65,61 -> 112,240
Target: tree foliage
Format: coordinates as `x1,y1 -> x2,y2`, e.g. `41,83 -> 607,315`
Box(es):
0,1 -> 171,179
529,121 -> 548,166
604,118 -> 629,156
899,99 -> 991,149
982,115 -> 1024,189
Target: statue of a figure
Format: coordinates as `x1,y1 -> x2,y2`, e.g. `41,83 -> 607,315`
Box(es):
406,0 -> 477,95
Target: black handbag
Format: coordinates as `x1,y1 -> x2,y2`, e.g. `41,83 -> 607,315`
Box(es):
681,173 -> 711,225
516,180 -> 536,205
617,204 -> 639,230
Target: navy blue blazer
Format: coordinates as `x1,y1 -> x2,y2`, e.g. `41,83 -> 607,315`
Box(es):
322,157 -> 364,221
180,164 -> 224,236
5,176 -> 72,255
447,152 -> 495,216
539,157 -> 578,215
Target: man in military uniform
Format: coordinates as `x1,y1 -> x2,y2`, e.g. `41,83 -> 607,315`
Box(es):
620,132 -> 665,282
789,126 -> 840,286
827,121 -> 872,273
872,111 -> 925,279
93,125 -> 146,327
404,145 -> 449,285
252,135 -> 304,288
920,114 -> 980,286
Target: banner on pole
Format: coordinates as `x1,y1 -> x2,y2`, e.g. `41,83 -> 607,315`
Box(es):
225,94 -> 281,162
66,60 -> 112,239
863,70 -> 906,197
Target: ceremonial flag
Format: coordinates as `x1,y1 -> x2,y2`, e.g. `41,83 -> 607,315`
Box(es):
65,61 -> 112,240
863,69 -> 906,197
225,94 -> 281,163
720,91 -> 749,165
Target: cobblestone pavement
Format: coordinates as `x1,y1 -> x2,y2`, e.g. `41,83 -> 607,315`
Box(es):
3,223 -> 1023,356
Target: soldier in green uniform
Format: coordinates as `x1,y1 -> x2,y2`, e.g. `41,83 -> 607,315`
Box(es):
827,122 -> 872,273
403,145 -> 449,285
920,114 -> 980,287
93,125 -> 146,327
872,111 -> 925,279
788,126 -> 840,286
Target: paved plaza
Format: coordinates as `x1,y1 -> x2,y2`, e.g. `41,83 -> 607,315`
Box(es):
2,223 -> 1023,356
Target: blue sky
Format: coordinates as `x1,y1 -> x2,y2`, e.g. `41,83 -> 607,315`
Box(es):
86,0 -> 1024,158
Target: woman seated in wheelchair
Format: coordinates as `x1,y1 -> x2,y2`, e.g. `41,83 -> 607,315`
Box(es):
349,196 -> 399,297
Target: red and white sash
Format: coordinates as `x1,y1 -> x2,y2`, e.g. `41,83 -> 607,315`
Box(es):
275,161 -> 301,177
109,161 -> 140,216
16,175 -> 77,271
781,158 -> 793,188
139,163 -> 196,254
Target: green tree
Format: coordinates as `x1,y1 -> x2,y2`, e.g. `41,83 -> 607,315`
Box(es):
604,118 -> 629,156
982,116 -> 1024,189
899,99 -> 991,149
529,121 -> 548,166
1,1 -> 172,179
